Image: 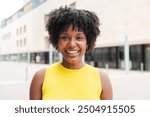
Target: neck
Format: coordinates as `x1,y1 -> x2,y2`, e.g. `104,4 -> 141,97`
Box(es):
61,60 -> 84,69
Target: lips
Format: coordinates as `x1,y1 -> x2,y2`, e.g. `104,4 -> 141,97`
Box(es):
65,50 -> 80,58
66,50 -> 79,54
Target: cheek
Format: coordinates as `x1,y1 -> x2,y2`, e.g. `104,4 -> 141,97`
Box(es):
57,42 -> 66,51
83,42 -> 88,50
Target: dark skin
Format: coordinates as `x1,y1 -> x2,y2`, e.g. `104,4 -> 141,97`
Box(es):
30,69 -> 113,100
30,25 -> 113,100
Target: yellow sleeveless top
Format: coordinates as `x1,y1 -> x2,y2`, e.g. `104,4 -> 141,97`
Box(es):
42,63 -> 101,100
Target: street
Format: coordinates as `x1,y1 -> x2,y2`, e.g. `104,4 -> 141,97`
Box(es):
0,61 -> 150,100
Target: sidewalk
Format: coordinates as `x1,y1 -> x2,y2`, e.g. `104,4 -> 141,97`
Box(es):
106,69 -> 150,100
0,61 -> 150,100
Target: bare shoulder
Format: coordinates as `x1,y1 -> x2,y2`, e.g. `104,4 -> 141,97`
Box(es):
30,68 -> 46,100
100,70 -> 113,100
32,68 -> 46,83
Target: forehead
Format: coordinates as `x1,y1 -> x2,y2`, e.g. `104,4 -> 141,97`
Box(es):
63,24 -> 83,32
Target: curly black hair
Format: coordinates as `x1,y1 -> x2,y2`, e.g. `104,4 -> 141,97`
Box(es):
45,6 -> 100,51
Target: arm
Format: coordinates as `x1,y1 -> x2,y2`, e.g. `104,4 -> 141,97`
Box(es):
100,71 -> 113,100
30,69 -> 45,100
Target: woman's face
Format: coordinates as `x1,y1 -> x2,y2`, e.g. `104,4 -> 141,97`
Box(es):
58,25 -> 87,67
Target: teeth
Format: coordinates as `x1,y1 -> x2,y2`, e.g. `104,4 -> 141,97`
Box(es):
67,50 -> 78,54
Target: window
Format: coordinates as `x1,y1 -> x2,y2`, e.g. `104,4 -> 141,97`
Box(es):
20,39 -> 22,47
44,15 -> 49,25
17,40 -> 19,47
16,29 -> 19,35
2,32 -> 11,40
24,25 -> 26,33
20,27 -> 22,34
24,38 -> 26,46
44,36 -> 50,49
93,47 -> 117,68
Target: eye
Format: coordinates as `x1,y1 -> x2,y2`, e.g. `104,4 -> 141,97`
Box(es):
60,35 -> 69,41
76,36 -> 84,41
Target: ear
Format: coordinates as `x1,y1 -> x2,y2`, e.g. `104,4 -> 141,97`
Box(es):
56,43 -> 59,49
86,45 -> 89,51
56,43 -> 61,52
57,48 -> 60,52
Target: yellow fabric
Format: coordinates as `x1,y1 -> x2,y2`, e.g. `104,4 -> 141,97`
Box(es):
42,63 -> 101,100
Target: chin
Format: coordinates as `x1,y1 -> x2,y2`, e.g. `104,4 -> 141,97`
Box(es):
67,59 -> 79,64
64,58 -> 81,64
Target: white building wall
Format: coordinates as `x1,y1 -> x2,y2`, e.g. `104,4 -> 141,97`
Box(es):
76,0 -> 150,47
0,0 -> 75,55
0,0 -> 150,55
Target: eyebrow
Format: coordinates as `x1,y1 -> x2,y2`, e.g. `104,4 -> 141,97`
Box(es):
60,31 -> 84,35
60,32 -> 68,35
77,32 -> 84,35
76,32 -> 85,37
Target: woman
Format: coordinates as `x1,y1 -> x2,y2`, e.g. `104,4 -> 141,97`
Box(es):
30,7 -> 113,100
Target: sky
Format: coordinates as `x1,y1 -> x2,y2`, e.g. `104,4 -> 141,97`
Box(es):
0,0 -> 30,21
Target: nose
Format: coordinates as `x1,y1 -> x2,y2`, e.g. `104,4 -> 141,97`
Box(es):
68,39 -> 76,47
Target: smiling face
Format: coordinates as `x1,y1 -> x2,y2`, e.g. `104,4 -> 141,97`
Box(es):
58,25 -> 88,69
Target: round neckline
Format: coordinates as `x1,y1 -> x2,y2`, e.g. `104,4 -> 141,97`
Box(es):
58,62 -> 87,72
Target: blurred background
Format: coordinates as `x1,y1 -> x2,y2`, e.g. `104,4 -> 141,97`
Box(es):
0,0 -> 150,100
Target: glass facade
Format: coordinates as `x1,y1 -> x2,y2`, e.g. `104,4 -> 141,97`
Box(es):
117,47 -> 124,69
85,51 -> 94,65
129,45 -> 144,70
93,47 -> 117,68
84,44 -> 150,71
19,53 -> 28,62
10,54 -> 19,62
32,0 -> 46,9
30,52 -> 49,64
145,45 -> 150,71
0,44 -> 150,71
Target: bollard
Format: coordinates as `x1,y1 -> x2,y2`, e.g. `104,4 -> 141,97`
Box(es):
90,61 -> 94,66
25,66 -> 28,81
105,64 -> 109,74
141,62 -> 144,73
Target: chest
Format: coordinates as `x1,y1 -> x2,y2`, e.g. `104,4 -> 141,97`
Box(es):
42,71 -> 100,100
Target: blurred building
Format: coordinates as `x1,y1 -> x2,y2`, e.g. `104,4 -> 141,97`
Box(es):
0,0 -> 150,71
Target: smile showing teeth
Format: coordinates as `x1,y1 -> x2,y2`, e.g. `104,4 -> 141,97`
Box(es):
66,50 -> 79,54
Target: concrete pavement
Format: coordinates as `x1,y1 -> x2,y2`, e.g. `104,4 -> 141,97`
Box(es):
0,61 -> 150,100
